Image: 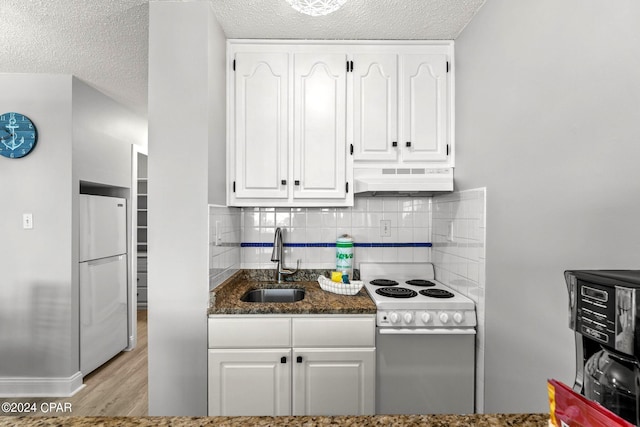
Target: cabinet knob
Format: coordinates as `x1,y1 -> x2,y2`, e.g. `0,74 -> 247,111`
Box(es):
392,141 -> 398,147
281,180 -> 287,185
281,356 -> 287,363
294,180 -> 300,186
406,141 -> 411,148
296,356 -> 303,363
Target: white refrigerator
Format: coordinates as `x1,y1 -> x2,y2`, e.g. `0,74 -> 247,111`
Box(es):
79,194 -> 128,375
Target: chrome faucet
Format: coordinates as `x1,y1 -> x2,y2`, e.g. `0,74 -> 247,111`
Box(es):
271,227 -> 300,283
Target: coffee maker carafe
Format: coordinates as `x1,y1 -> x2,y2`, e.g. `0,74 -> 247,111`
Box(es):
566,270 -> 640,425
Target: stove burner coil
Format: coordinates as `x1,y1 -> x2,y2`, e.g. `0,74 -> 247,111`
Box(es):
406,279 -> 436,287
419,289 -> 455,299
375,287 -> 417,298
369,279 -> 399,287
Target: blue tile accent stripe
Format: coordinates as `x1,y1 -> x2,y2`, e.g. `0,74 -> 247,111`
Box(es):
241,242 -> 432,248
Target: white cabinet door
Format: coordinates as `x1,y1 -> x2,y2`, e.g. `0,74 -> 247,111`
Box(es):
234,52 -> 289,199
352,54 -> 398,162
293,53 -> 348,199
401,54 -> 449,162
292,348 -> 375,416
208,349 -> 292,416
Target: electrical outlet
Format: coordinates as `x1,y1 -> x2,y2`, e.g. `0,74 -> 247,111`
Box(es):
215,221 -> 222,246
447,221 -> 454,242
380,219 -> 391,237
23,213 -> 33,229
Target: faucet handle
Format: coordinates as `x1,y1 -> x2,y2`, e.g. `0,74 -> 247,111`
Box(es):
280,259 -> 301,276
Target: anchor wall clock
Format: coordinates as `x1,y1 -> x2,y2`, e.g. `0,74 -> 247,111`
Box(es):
0,112 -> 38,159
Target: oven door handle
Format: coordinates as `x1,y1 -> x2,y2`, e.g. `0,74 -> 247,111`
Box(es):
378,328 -> 476,335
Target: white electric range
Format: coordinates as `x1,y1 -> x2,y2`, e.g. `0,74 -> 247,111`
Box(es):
360,262 -> 477,415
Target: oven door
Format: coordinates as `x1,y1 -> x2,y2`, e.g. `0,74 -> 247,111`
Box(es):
376,328 -> 476,415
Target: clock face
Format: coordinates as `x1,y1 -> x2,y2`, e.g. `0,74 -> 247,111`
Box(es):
0,112 -> 38,159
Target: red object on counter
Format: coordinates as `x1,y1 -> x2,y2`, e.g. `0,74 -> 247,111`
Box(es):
548,379 -> 634,427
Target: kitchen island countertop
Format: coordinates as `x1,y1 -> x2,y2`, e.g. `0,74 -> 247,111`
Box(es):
208,270 -> 376,315
1,413 -> 550,426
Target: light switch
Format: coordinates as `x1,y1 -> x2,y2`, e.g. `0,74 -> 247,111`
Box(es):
23,213 -> 33,229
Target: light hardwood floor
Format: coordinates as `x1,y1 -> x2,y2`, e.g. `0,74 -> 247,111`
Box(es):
5,310 -> 148,416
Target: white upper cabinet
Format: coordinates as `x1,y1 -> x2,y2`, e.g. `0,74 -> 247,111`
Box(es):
293,53 -> 348,200
227,41 -> 454,207
228,44 -> 352,207
352,54 -> 399,162
233,52 -> 289,200
401,53 -> 450,163
351,46 -> 453,168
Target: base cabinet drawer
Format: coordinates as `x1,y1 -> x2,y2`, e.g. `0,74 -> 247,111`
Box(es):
292,317 -> 375,347
208,317 -> 291,348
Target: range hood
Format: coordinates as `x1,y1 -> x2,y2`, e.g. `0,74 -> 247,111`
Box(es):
354,167 -> 453,196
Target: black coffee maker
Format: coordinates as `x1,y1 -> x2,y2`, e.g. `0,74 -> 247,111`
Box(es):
566,270 -> 640,425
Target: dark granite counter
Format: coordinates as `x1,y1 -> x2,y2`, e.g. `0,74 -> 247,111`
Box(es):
208,270 -> 376,315
0,413 -> 551,426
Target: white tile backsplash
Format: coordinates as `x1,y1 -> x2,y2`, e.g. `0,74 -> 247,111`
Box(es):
239,196 -> 433,270
209,205 -> 241,290
431,187 -> 487,414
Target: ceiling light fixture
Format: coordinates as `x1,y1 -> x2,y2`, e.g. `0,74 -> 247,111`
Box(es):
285,0 -> 347,16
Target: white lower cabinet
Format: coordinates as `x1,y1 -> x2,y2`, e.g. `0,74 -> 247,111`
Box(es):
208,349 -> 292,416
208,315 -> 375,416
292,348 -> 375,416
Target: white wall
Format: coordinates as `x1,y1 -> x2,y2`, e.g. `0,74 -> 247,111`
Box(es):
148,1 -> 226,415
72,77 -> 146,188
0,74 -> 145,396
208,12 -> 227,205
455,0 -> 640,413
0,74 -> 78,394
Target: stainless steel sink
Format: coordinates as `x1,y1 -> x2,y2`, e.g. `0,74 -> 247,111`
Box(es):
241,288 -> 305,303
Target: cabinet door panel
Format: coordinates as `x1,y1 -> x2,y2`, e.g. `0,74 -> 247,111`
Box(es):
208,349 -> 291,416
293,53 -> 347,199
401,54 -> 449,162
353,54 -> 398,161
293,348 -> 375,416
235,53 -> 289,199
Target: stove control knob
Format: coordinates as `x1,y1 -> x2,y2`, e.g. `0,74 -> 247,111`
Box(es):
453,312 -> 464,324
421,313 -> 431,324
389,312 -> 400,324
439,312 -> 450,324
403,312 -> 414,324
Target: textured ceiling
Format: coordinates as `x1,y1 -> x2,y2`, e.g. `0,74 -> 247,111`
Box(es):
1,0 -> 149,116
1,0 -> 486,117
210,0 -> 486,40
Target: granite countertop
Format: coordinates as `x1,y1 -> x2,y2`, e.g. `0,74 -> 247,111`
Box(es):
0,414 -> 550,426
208,270 -> 376,315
